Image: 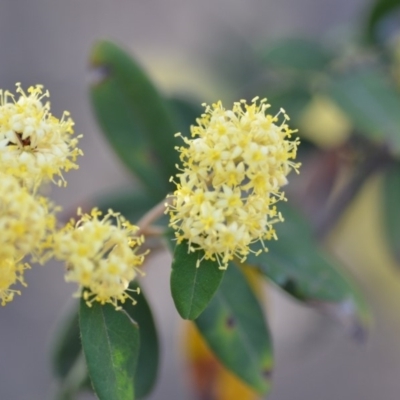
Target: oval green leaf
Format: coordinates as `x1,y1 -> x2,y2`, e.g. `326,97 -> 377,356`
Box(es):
383,162 -> 400,264
122,283 -> 159,399
327,67 -> 400,156
89,40 -> 179,199
170,240 -> 225,320
246,202 -> 370,339
195,263 -> 273,395
80,300 -> 140,400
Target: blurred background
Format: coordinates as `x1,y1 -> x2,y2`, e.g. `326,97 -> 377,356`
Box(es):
4,0 -> 400,399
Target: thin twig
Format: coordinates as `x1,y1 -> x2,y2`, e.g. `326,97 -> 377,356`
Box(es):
141,226 -> 165,237
136,196 -> 173,236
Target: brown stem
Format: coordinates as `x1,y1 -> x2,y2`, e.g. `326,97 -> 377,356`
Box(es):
137,196 -> 172,236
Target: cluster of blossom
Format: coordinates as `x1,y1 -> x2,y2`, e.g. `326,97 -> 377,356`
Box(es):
0,84 -> 82,190
51,208 -> 146,309
0,172 -> 56,304
167,98 -> 300,269
0,84 -> 299,306
0,84 -> 145,307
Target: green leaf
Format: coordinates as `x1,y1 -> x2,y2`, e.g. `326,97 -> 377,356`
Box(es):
51,302 -> 81,380
246,202 -> 370,338
95,189 -> 159,225
170,240 -> 225,320
89,40 -> 179,199
383,162 -> 400,264
80,300 -> 140,400
261,38 -> 331,72
195,263 -> 273,395
365,0 -> 400,44
122,283 -> 159,399
327,67 -> 400,155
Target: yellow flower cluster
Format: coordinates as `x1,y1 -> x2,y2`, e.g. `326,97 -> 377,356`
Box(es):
0,83 -> 79,305
52,209 -> 146,309
168,98 -> 300,269
0,83 -> 82,190
0,172 -> 56,304
0,173 -> 55,259
0,83 -> 147,308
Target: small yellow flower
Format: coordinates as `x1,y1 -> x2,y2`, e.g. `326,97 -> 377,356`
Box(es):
0,83 -> 82,190
0,172 -> 56,262
52,208 -> 147,309
0,258 -> 30,306
167,98 -> 300,269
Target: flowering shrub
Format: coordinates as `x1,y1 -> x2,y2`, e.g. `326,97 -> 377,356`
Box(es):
6,29 -> 396,399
